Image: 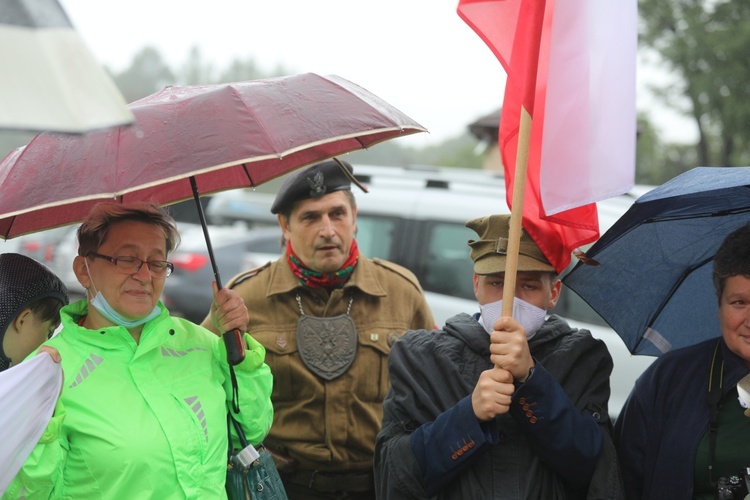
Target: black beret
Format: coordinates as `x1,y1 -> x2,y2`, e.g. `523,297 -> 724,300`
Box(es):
271,160 -> 354,215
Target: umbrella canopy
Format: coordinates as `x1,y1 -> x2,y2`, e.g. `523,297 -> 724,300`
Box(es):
0,0 -> 133,133
563,166 -> 750,356
0,72 -> 425,366
0,72 -> 426,238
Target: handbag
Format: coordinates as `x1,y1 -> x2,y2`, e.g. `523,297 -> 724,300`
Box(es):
226,412 -> 287,500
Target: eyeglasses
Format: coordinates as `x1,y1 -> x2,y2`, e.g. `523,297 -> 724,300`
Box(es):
88,252 -> 174,277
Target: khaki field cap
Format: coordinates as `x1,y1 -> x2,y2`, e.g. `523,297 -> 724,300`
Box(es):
466,214 -> 555,274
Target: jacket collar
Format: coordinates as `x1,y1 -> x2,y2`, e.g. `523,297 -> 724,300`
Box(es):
60,298 -> 172,352
721,339 -> 750,389
265,256 -> 387,298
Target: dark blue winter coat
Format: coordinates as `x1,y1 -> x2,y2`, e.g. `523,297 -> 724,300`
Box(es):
614,337 -> 749,499
374,313 -> 623,499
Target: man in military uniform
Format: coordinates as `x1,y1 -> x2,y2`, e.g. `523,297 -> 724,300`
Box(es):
373,214 -> 622,499
202,159 -> 434,499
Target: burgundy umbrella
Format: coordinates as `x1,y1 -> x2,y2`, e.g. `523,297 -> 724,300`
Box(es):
0,72 -> 426,362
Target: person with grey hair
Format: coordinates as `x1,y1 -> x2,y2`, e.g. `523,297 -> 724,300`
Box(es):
0,253 -> 68,372
374,214 -> 622,499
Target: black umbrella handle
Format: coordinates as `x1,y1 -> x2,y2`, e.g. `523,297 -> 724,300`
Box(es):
189,176 -> 245,366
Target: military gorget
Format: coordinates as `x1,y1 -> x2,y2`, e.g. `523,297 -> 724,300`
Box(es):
295,292 -> 357,381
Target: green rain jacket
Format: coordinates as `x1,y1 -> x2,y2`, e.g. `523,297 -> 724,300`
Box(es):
4,299 -> 273,499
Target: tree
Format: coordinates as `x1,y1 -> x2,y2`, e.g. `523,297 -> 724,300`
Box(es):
0,45 -> 486,169
634,113 -> 698,184
112,46 -> 176,103
179,46 -> 215,86
217,58 -> 290,84
639,0 -> 750,167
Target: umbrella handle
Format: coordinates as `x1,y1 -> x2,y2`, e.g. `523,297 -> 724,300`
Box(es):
223,330 -> 246,366
189,176 -> 245,365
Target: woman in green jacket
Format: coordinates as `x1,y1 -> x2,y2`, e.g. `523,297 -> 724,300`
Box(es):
4,202 -> 274,499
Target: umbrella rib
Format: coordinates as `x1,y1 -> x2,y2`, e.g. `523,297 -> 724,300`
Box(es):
636,255 -> 715,352
3,215 -> 15,239
241,164 -> 256,187
645,206 -> 750,223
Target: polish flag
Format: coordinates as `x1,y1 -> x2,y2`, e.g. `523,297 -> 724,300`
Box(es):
457,0 -> 637,272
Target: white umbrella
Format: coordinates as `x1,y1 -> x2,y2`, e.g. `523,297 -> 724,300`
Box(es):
0,0 -> 133,133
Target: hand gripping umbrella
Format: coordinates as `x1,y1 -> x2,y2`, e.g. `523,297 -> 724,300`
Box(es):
0,72 -> 427,363
563,166 -> 750,356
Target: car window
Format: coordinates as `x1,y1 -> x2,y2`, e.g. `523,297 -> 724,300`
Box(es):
246,235 -> 284,253
355,215 -> 397,261
421,222 -> 475,301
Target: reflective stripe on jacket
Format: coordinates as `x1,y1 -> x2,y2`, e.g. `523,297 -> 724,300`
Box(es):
5,299 -> 273,499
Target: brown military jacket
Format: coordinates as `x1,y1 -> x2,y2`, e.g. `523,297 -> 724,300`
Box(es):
217,255 -> 435,472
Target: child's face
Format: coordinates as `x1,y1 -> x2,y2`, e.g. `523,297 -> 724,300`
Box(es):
3,310 -> 59,365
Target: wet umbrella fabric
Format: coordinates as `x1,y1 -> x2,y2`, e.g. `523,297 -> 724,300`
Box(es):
0,72 -> 425,238
0,72 -> 425,364
563,166 -> 750,356
0,0 -> 133,133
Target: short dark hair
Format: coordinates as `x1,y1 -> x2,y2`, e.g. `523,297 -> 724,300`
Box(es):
28,296 -> 65,328
712,223 -> 750,302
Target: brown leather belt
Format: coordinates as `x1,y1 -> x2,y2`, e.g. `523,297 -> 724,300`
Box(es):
282,468 -> 374,493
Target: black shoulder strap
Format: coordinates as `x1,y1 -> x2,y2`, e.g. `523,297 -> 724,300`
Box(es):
707,339 -> 724,485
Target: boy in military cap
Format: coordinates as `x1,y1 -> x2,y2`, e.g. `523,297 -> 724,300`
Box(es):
201,159 -> 434,499
0,253 -> 68,371
374,214 -> 623,499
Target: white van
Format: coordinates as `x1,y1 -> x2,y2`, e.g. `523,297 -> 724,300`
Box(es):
206,163 -> 656,419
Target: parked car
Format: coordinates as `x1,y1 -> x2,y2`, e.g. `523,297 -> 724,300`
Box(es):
50,224 -> 85,301
160,223 -> 284,324
206,163 -> 656,419
5,225 -> 73,264
0,237 -> 22,255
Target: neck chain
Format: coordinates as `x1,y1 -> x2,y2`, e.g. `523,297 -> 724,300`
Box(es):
295,292 -> 353,316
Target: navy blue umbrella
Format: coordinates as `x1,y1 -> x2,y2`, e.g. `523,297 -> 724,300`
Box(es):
563,166 -> 750,356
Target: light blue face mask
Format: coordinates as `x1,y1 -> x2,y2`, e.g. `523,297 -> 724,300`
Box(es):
85,258 -> 161,329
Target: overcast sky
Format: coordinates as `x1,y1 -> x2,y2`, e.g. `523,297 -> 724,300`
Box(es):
59,0 -> 696,148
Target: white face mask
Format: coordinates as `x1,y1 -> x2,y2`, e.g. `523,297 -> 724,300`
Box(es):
84,258 -> 161,328
479,297 -> 547,340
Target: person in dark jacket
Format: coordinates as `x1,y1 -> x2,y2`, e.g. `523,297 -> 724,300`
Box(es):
615,223 -> 750,500
374,214 -> 623,499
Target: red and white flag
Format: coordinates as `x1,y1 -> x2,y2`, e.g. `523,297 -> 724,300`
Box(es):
457,0 -> 637,272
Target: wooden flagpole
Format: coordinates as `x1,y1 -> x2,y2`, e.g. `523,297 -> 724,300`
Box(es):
501,106 -> 532,317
